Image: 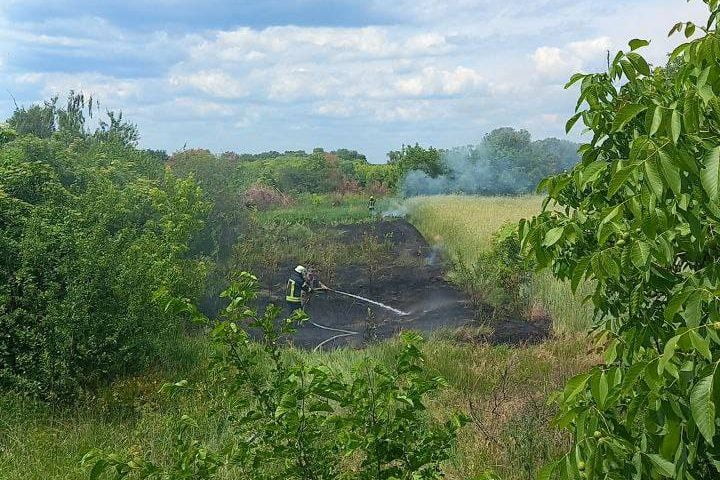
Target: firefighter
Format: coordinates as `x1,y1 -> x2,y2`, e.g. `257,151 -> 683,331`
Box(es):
286,265 -> 312,312
368,195 -> 376,214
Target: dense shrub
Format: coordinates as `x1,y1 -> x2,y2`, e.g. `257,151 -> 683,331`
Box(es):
451,223 -> 532,319
243,183 -> 294,210
0,98 -> 210,400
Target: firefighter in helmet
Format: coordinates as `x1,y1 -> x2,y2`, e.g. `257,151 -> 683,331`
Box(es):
368,195 -> 376,214
286,265 -> 312,312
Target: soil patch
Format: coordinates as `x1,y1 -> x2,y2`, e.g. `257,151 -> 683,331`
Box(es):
258,219 -> 548,350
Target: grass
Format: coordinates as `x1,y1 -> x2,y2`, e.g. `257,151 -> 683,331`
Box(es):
258,193 -> 389,226
406,195 -> 545,259
0,194 -> 595,480
405,195 -> 594,335
0,333 -> 593,480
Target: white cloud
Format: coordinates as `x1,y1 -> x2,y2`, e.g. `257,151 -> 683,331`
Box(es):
394,66 -> 487,97
0,0 -> 712,160
15,72 -> 144,101
189,26 -> 451,64
568,37 -> 612,61
532,36 -> 611,78
532,46 -> 574,77
170,70 -> 247,99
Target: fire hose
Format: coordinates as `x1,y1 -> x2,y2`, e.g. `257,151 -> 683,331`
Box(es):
304,283 -> 360,351
304,281 -> 408,351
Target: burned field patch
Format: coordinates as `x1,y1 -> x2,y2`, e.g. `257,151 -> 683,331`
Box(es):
255,219 -> 549,350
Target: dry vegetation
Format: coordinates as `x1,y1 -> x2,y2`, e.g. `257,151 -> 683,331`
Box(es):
406,195 -> 594,335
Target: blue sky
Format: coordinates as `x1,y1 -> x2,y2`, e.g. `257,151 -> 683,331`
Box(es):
0,0 -> 709,162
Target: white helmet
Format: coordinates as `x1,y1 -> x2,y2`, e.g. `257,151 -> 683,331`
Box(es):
295,265 -> 307,275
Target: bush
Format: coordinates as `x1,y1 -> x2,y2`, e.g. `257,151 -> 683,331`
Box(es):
242,183 -> 294,210
0,112 -> 210,400
84,273 -> 466,479
451,223 -> 531,320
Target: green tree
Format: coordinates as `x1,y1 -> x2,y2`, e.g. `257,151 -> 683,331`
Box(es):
522,2 -> 720,477
1,100 -> 210,400
387,143 -> 446,178
7,99 -> 57,138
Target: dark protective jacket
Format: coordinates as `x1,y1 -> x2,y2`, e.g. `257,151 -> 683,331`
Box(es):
286,271 -> 310,304
368,197 -> 376,210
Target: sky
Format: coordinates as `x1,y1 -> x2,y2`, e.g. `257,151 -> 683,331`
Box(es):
0,0 -> 710,162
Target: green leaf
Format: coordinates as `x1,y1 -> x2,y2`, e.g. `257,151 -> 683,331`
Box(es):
566,112 -> 583,134
689,330 -> 712,361
608,165 -> 636,197
600,205 -> 621,225
684,97 -> 700,133
665,290 -> 692,322
579,160 -> 608,188
644,158 -> 664,197
627,52 -> 651,76
629,38 -> 650,50
685,22 -> 696,38
659,334 -> 681,374
670,109 -> 682,144
631,241 -> 650,268
543,226 -> 565,247
646,454 -> 676,477
698,66 -> 711,90
669,22 -> 683,36
613,104 -> 648,132
702,147 -> 720,202
682,293 -> 702,328
563,373 -> 591,402
596,371 -> 609,408
659,151 -> 681,196
601,251 -> 620,278
571,258 -> 589,293
690,374 -> 716,446
564,73 -> 586,89
650,106 -> 663,136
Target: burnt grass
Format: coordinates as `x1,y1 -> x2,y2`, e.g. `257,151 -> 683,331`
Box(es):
258,219 -> 549,350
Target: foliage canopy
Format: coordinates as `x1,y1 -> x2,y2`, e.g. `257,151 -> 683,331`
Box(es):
522,1 -> 720,477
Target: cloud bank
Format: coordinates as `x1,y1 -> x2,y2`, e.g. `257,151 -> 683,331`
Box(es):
0,0 -> 709,161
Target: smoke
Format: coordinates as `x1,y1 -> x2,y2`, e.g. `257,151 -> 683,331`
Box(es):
380,198 -> 408,218
400,130 -> 579,197
382,206 -> 408,218
401,145 -> 534,196
424,245 -> 442,266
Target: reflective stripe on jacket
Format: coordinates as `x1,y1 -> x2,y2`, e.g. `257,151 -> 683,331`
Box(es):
286,271 -> 308,303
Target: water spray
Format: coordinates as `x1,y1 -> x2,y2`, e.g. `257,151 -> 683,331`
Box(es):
305,279 -> 409,351
319,283 -> 409,316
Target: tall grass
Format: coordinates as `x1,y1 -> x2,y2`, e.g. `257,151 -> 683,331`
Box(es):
405,195 -> 594,335
406,195 -> 544,258
1,335 -> 592,480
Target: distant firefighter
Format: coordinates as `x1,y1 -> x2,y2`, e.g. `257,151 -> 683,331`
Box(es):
368,195 -> 376,214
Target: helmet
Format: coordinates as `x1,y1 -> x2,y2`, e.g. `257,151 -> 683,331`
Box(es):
295,265 -> 307,275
